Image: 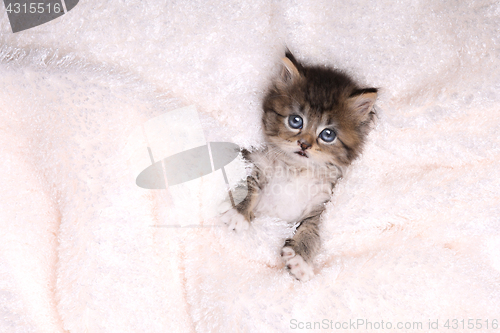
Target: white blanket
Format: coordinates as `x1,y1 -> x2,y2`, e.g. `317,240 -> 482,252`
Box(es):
1,1 -> 499,332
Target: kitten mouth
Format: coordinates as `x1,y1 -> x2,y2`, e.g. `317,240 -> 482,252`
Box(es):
295,150 -> 308,158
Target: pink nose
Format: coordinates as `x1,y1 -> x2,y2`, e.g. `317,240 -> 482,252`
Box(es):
298,140 -> 311,150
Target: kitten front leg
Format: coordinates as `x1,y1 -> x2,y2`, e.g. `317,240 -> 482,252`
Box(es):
281,214 -> 321,281
220,207 -> 250,232
221,172 -> 260,232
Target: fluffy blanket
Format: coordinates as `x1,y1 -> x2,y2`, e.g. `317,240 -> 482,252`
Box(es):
1,1 -> 499,332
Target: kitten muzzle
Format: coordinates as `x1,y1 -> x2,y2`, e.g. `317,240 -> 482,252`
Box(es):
296,139 -> 311,157
295,150 -> 308,158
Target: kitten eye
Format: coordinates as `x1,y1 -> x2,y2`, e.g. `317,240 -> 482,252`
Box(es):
319,129 -> 336,142
288,115 -> 303,129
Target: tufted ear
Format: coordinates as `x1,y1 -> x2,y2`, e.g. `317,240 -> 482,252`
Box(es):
280,51 -> 302,83
347,88 -> 378,121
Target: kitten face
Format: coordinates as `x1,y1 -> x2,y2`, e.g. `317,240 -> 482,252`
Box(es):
262,52 -> 377,171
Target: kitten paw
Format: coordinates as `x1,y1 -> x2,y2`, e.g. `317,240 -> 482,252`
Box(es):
281,247 -> 314,281
220,208 -> 250,232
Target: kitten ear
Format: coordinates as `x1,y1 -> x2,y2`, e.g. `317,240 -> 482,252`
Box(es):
347,88 -> 378,121
280,52 -> 302,83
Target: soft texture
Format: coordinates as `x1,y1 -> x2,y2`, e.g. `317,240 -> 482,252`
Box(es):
0,1 -> 499,332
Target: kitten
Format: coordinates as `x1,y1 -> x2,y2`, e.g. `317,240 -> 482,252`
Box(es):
221,51 -> 377,281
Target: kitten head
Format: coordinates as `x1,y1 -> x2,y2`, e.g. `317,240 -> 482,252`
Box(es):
262,51 -> 377,172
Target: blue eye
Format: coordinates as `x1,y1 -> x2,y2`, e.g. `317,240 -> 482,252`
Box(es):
319,129 -> 336,142
288,115 -> 303,129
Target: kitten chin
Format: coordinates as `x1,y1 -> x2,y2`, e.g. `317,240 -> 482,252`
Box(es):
222,51 -> 378,281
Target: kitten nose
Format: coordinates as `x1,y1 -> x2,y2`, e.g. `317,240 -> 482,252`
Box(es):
298,139 -> 312,150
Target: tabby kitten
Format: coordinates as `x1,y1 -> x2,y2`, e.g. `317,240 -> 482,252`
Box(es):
221,52 -> 377,281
